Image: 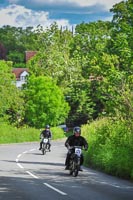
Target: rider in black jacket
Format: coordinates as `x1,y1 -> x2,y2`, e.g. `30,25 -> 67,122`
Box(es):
39,125 -> 52,151
65,126 -> 88,170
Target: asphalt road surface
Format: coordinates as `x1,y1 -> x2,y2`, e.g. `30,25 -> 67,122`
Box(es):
0,139 -> 133,200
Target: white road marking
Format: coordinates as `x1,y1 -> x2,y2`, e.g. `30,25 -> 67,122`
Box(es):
88,178 -> 133,189
23,151 -> 28,154
29,149 -> 36,151
43,183 -> 67,196
17,163 -> 24,169
16,148 -> 67,196
26,171 -> 39,179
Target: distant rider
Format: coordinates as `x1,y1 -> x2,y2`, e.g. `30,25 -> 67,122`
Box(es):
39,125 -> 52,151
65,126 -> 88,170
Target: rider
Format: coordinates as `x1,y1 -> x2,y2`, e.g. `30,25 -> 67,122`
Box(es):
65,126 -> 88,170
39,125 -> 52,151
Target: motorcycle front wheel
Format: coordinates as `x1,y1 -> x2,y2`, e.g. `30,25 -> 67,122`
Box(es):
73,169 -> 78,177
42,144 -> 46,155
69,161 -> 79,177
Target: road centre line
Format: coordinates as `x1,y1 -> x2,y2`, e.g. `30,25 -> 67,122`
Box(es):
16,147 -> 67,196
43,183 -> 67,196
26,171 -> 39,179
17,163 -> 24,169
29,148 -> 36,151
17,154 -> 22,158
23,151 -> 28,154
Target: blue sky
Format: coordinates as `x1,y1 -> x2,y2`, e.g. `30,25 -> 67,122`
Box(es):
0,0 -> 122,29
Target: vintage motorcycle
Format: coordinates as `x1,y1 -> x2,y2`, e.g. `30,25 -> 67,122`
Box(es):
69,146 -> 82,177
41,138 -> 50,155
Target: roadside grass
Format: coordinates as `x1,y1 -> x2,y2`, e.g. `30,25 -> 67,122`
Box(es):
0,121 -> 67,144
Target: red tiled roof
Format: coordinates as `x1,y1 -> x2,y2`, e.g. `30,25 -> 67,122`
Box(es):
12,68 -> 29,80
25,51 -> 37,62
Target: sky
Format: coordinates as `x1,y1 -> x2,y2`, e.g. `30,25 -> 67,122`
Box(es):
0,0 -> 122,29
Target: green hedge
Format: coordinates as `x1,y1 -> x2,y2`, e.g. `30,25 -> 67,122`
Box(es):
82,118 -> 133,180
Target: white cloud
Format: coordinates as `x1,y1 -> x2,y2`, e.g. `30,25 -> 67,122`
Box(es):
0,0 -> 122,28
0,4 -> 70,28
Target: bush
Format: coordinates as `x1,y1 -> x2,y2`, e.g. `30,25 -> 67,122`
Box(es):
82,118 -> 133,180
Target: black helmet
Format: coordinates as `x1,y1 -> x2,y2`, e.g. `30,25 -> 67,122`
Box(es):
45,125 -> 50,129
73,126 -> 81,135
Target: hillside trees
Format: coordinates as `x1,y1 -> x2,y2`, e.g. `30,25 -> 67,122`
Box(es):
27,18 -> 132,126
0,26 -> 38,67
27,23 -> 90,126
27,22 -> 115,126
0,0 -> 132,128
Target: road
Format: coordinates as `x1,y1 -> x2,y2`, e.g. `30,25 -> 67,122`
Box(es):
0,139 -> 133,200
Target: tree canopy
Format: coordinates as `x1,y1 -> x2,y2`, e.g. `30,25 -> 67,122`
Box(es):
24,75 -> 70,128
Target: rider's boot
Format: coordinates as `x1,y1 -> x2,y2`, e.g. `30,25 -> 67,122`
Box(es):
39,146 -> 42,150
48,144 -> 51,151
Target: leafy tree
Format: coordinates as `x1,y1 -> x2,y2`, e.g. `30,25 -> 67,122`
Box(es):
0,60 -> 24,125
109,0 -> 133,73
66,80 -> 95,126
106,0 -> 133,125
24,75 -> 70,128
27,23 -> 78,90
0,25 -> 38,65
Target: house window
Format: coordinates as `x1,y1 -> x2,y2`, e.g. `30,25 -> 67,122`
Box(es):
20,76 -> 25,81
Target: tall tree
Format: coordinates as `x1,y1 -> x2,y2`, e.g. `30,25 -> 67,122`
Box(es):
110,0 -> 133,73
24,75 -> 70,128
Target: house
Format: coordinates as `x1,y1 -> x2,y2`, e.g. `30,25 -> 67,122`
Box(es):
12,68 -> 29,89
12,51 -> 37,88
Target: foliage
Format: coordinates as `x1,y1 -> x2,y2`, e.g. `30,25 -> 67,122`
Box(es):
0,119 -> 66,144
24,75 -> 70,128
82,118 -> 133,180
0,25 -> 38,64
0,60 -> 24,125
27,23 -> 77,90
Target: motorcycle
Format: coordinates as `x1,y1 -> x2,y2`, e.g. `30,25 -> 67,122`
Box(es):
41,138 -> 50,155
69,146 -> 82,177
